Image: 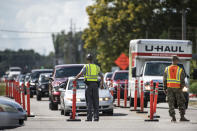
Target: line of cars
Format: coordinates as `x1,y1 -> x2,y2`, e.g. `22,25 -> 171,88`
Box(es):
5,64 -> 128,118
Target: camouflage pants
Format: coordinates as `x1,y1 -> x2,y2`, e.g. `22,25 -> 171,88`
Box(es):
167,88 -> 186,117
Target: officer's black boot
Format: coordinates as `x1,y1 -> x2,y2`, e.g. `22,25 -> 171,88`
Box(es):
171,116 -> 176,122
180,116 -> 190,122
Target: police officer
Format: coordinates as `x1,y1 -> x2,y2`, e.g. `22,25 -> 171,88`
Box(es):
163,56 -> 189,122
74,54 -> 103,121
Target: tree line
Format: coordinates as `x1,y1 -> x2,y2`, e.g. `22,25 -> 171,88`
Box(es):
0,49 -> 54,76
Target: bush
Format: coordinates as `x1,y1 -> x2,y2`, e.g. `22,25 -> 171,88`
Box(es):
190,82 -> 197,95
0,82 -> 6,96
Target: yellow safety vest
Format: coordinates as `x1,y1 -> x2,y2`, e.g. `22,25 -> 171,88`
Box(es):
165,65 -> 182,88
84,64 -> 100,81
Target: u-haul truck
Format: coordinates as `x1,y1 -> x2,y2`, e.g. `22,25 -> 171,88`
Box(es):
128,39 -> 192,108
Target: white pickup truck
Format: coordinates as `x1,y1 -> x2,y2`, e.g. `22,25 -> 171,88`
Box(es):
128,39 -> 192,108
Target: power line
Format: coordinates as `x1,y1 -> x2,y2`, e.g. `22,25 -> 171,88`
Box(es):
0,29 -> 60,34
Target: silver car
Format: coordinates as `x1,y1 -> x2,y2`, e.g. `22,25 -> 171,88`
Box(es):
0,97 -> 27,128
60,77 -> 114,116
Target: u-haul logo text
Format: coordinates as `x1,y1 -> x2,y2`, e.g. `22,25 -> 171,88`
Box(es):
145,45 -> 184,52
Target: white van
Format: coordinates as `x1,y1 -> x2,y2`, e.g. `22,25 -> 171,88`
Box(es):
128,39 -> 192,108
8,67 -> 22,79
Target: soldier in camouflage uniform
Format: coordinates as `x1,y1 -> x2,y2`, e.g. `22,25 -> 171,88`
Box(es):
163,56 -> 189,122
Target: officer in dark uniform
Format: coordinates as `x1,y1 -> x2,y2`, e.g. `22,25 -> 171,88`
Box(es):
163,56 -> 189,122
74,54 -> 103,121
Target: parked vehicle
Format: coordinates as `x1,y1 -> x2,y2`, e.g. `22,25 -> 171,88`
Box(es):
24,73 -> 31,94
36,73 -> 52,101
29,69 -> 53,98
49,64 -> 84,110
60,77 -> 114,116
104,72 -> 113,87
0,97 -> 27,128
110,70 -> 128,98
128,39 -> 192,108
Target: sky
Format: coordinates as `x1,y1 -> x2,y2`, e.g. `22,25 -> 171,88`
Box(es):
0,0 -> 93,55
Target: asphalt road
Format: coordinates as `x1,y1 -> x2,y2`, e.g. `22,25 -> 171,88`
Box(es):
7,97 -> 197,131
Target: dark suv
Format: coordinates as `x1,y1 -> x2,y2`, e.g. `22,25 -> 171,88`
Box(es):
49,64 -> 84,110
36,73 -> 52,101
29,69 -> 53,98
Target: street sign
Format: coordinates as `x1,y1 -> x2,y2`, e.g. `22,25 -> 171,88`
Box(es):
115,53 -> 129,70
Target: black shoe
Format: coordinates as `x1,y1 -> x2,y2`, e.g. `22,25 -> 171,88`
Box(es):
85,119 -> 92,122
171,116 -> 176,122
180,117 -> 190,122
94,119 -> 99,122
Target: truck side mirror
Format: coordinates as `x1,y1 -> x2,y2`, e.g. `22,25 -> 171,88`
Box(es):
132,67 -> 136,77
193,69 -> 197,79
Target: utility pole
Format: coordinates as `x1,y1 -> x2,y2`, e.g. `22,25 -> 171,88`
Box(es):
182,9 -> 186,40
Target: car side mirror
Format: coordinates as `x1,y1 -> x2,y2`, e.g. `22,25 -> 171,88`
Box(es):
49,77 -> 54,81
132,67 -> 136,77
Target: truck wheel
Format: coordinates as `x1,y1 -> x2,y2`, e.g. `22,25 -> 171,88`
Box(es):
37,93 -> 42,101
103,109 -> 113,116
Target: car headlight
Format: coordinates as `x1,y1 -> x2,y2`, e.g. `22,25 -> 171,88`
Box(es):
0,104 -> 18,113
30,82 -> 35,86
113,83 -> 118,88
99,97 -> 110,101
66,98 -> 80,102
144,85 -> 151,91
182,87 -> 188,92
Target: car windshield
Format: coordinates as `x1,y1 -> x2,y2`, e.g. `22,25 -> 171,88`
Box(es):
39,75 -> 49,83
68,79 -> 86,90
105,73 -> 112,80
144,63 -> 185,76
114,72 -> 128,80
19,75 -> 25,82
55,66 -> 83,78
31,71 -> 52,79
10,69 -> 21,72
25,75 -> 30,81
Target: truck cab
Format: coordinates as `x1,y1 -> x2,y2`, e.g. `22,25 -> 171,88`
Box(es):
128,39 -> 192,108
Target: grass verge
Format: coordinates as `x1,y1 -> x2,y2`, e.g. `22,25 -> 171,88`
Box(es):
0,82 -> 6,96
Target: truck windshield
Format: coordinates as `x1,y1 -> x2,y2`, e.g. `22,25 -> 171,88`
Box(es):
144,63 -> 185,76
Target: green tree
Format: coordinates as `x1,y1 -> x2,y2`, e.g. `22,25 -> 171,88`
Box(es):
83,0 -> 197,72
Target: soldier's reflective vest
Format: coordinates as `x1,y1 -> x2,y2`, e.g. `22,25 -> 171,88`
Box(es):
84,64 -> 100,81
166,65 -> 182,88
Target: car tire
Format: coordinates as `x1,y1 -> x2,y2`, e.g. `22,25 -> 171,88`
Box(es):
19,119 -> 24,125
64,111 -> 70,116
49,101 -> 58,110
103,109 -> 113,116
30,91 -> 33,98
130,98 -> 134,107
144,100 -> 148,108
60,109 -> 64,115
37,93 -> 42,101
